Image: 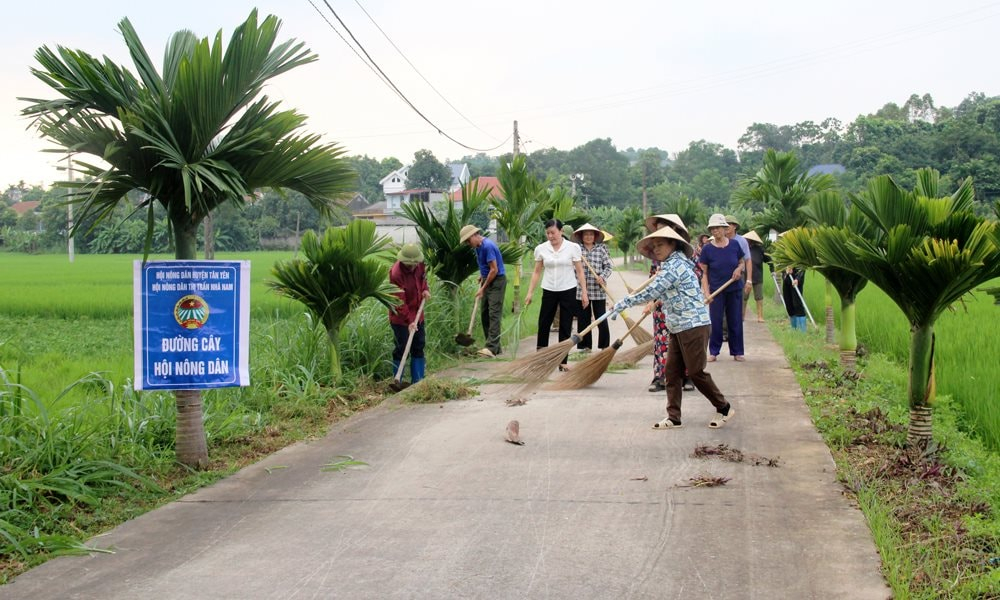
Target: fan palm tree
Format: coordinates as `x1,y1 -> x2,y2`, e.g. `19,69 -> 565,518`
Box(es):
268,220 -> 400,380
813,170 -> 1000,446
734,149 -> 836,233
402,180 -> 524,330
495,155 -> 553,311
770,191 -> 870,370
614,206 -> 646,267
20,11 -> 355,467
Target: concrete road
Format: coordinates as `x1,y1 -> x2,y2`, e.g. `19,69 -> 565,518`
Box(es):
2,269 -> 889,600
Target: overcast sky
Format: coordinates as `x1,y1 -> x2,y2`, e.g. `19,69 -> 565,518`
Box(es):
2,0 -> 999,188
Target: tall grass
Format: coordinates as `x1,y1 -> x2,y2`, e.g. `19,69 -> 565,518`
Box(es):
801,274 -> 1000,449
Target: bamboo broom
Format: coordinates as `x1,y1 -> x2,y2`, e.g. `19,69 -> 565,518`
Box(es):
581,255 -> 653,346
545,311 -> 653,390
611,339 -> 654,366
499,273 -> 659,382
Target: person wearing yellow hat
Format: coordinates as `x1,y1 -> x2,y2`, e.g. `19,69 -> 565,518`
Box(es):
611,227 -> 734,429
460,224 -> 506,357
390,243 -> 431,383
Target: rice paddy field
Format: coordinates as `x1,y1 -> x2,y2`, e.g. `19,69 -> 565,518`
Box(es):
798,273 -> 1000,450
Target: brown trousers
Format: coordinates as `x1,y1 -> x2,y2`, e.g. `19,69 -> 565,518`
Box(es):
665,324 -> 728,422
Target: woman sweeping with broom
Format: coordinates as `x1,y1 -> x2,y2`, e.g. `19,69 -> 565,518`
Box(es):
611,227 -> 735,430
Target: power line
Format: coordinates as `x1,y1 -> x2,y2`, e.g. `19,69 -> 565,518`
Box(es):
311,0 -> 509,153
350,0 -> 495,140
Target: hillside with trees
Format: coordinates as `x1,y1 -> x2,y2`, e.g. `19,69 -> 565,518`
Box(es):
4,91 -> 998,253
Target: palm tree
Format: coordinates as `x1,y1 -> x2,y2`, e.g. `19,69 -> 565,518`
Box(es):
771,191 -> 870,370
734,149 -> 836,233
402,180 -> 524,330
495,155 -> 552,310
657,195 -> 708,232
268,221 -> 400,380
20,11 -> 354,467
614,206 -> 646,267
813,170 -> 1000,446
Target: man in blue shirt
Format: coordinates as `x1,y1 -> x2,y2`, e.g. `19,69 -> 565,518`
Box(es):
460,224 -> 506,357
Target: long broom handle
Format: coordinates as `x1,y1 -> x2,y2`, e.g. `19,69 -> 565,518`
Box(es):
772,272 -> 787,310
582,254 -> 618,304
612,310 -> 652,348
704,277 -> 737,304
617,271 -> 636,294
790,278 -> 817,326
570,272 -> 658,343
465,295 -> 481,335
394,298 -> 426,382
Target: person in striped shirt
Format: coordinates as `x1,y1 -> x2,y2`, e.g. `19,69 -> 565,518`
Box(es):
572,223 -> 613,352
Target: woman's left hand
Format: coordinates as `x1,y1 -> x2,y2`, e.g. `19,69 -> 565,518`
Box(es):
581,294 -> 589,309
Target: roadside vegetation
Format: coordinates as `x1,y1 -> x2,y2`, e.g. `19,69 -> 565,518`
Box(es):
767,293 -> 1000,598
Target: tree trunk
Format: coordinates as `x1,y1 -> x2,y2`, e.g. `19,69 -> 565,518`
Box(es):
824,280 -> 835,345
838,299 -> 858,372
175,390 -> 209,468
511,235 -> 525,314
203,214 -> 215,259
327,326 -> 343,381
173,220 -> 209,468
906,324 -> 935,447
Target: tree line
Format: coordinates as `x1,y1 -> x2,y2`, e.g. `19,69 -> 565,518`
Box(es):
3,91 -> 998,254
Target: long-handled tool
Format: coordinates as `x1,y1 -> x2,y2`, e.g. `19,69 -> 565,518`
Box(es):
582,255 -> 653,346
500,273 -> 659,383
455,295 -> 480,346
704,277 -> 736,303
390,299 -> 426,392
790,279 -> 817,327
772,272 -> 787,310
546,311 -> 653,390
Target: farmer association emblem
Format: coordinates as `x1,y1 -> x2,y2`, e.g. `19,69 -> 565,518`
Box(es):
174,295 -> 210,329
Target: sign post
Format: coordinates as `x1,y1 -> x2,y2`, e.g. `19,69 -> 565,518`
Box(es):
134,260 -> 250,390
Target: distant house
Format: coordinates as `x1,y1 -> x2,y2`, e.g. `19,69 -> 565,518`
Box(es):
807,164 -> 846,176
342,192 -> 369,213
447,162 -> 470,192
11,200 -> 40,217
449,176 -> 503,202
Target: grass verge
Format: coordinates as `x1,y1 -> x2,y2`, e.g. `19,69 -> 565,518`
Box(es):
767,307 -> 1000,599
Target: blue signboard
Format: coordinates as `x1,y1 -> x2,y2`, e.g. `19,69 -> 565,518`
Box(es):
133,260 -> 250,390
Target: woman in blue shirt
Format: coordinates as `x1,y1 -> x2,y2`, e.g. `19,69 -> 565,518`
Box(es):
699,213 -> 746,361
612,226 -> 734,429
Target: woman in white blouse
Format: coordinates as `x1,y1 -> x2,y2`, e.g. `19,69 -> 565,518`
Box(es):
524,219 -> 590,371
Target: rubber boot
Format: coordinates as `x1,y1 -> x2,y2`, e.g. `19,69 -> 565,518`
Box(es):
410,357 -> 426,384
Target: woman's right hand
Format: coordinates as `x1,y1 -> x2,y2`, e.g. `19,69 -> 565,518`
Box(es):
524,292 -> 532,307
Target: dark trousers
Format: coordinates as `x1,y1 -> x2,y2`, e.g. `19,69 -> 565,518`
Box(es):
537,287 -> 577,365
391,321 -> 425,360
665,325 -> 728,422
481,275 -> 506,354
577,298 -> 609,350
709,288 -> 744,356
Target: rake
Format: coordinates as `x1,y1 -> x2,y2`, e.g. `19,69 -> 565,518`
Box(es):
499,273 -> 658,383
582,255 -> 653,346
545,311 -> 653,390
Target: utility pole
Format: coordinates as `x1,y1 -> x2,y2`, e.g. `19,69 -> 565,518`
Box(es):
66,154 -> 75,263
512,120 -> 519,159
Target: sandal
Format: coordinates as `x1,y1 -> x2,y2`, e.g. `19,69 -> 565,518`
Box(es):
707,355 -> 717,362
708,406 -> 735,428
652,417 -> 682,430
734,355 -> 746,362
682,380 -> 696,392
648,380 -> 666,392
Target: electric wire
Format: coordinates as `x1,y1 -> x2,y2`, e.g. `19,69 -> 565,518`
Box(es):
312,0 -> 510,152
350,0 -> 495,140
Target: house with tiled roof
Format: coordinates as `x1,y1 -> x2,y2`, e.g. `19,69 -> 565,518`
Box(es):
10,200 -> 40,217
